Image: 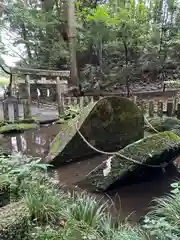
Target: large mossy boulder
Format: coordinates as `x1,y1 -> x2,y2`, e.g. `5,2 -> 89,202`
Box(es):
46,97 -> 144,166
79,132 -> 180,192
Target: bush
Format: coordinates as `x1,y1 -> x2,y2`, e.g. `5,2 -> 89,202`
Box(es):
0,201 -> 30,240
0,174 -> 10,207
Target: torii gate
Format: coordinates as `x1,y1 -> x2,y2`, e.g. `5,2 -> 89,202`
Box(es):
10,67 -> 70,116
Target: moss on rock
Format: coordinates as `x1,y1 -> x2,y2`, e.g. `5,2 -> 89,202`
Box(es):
79,131 -> 180,192
170,127 -> 180,136
0,123 -> 38,134
56,105 -> 80,124
0,201 -> 30,239
46,97 -> 144,166
145,117 -> 180,132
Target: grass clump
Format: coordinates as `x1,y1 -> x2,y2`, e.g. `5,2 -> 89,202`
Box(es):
69,192 -> 108,228
24,181 -> 68,224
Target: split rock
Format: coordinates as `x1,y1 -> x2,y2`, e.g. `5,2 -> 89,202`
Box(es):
46,96 -> 144,166
79,131 -> 180,192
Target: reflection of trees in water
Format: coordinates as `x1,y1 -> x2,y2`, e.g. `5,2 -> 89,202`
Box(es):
9,127 -> 56,157
11,135 -> 26,153
11,137 -> 18,152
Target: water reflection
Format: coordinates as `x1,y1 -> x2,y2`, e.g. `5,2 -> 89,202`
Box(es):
2,124 -> 61,158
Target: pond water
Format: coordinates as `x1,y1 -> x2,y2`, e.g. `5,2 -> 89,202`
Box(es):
1,124 -> 180,222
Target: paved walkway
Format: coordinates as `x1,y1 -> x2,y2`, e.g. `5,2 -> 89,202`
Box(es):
0,103 -> 59,122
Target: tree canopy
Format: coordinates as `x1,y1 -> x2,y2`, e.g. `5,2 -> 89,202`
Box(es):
1,0 -> 180,91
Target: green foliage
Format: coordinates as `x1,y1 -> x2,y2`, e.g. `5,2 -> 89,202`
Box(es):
0,77 -> 9,86
56,105 -> 80,124
143,182 -> 180,239
0,151 -> 147,240
0,201 -> 30,240
2,152 -> 180,240
69,192 -> 108,228
24,181 -> 67,224
2,0 -> 180,89
0,123 -> 39,134
145,117 -> 180,133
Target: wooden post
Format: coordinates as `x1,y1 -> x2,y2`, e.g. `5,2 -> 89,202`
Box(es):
90,96 -> 94,103
56,77 -> 64,116
177,103 -> 180,119
84,96 -> 89,106
157,101 -> 163,117
139,101 -> 145,114
67,97 -> 71,107
73,97 -> 78,105
16,89 -> 20,104
148,101 -> 154,117
80,96 -> 84,108
2,101 -> 9,121
133,95 -> 137,104
25,74 -> 31,118
167,101 -> 173,117
23,99 -> 31,119
13,100 -> 19,122
11,74 -> 16,96
172,95 -> 177,116
37,88 -> 40,108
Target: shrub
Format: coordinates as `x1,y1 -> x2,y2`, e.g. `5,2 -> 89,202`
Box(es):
0,201 -> 30,240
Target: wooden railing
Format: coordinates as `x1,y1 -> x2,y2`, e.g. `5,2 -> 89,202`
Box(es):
1,95 -> 180,123
33,95 -> 180,119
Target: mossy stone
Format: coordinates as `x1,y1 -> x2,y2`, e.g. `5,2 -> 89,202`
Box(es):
145,117 -> 180,132
0,123 -> 39,134
46,96 -> 144,166
79,131 -> 180,192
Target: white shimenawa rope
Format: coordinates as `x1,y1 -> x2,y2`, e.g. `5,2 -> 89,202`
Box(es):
75,118 -> 174,170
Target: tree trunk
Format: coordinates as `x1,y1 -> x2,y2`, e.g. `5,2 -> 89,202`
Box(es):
122,39 -> 130,97
67,0 -> 78,87
21,22 -> 32,63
